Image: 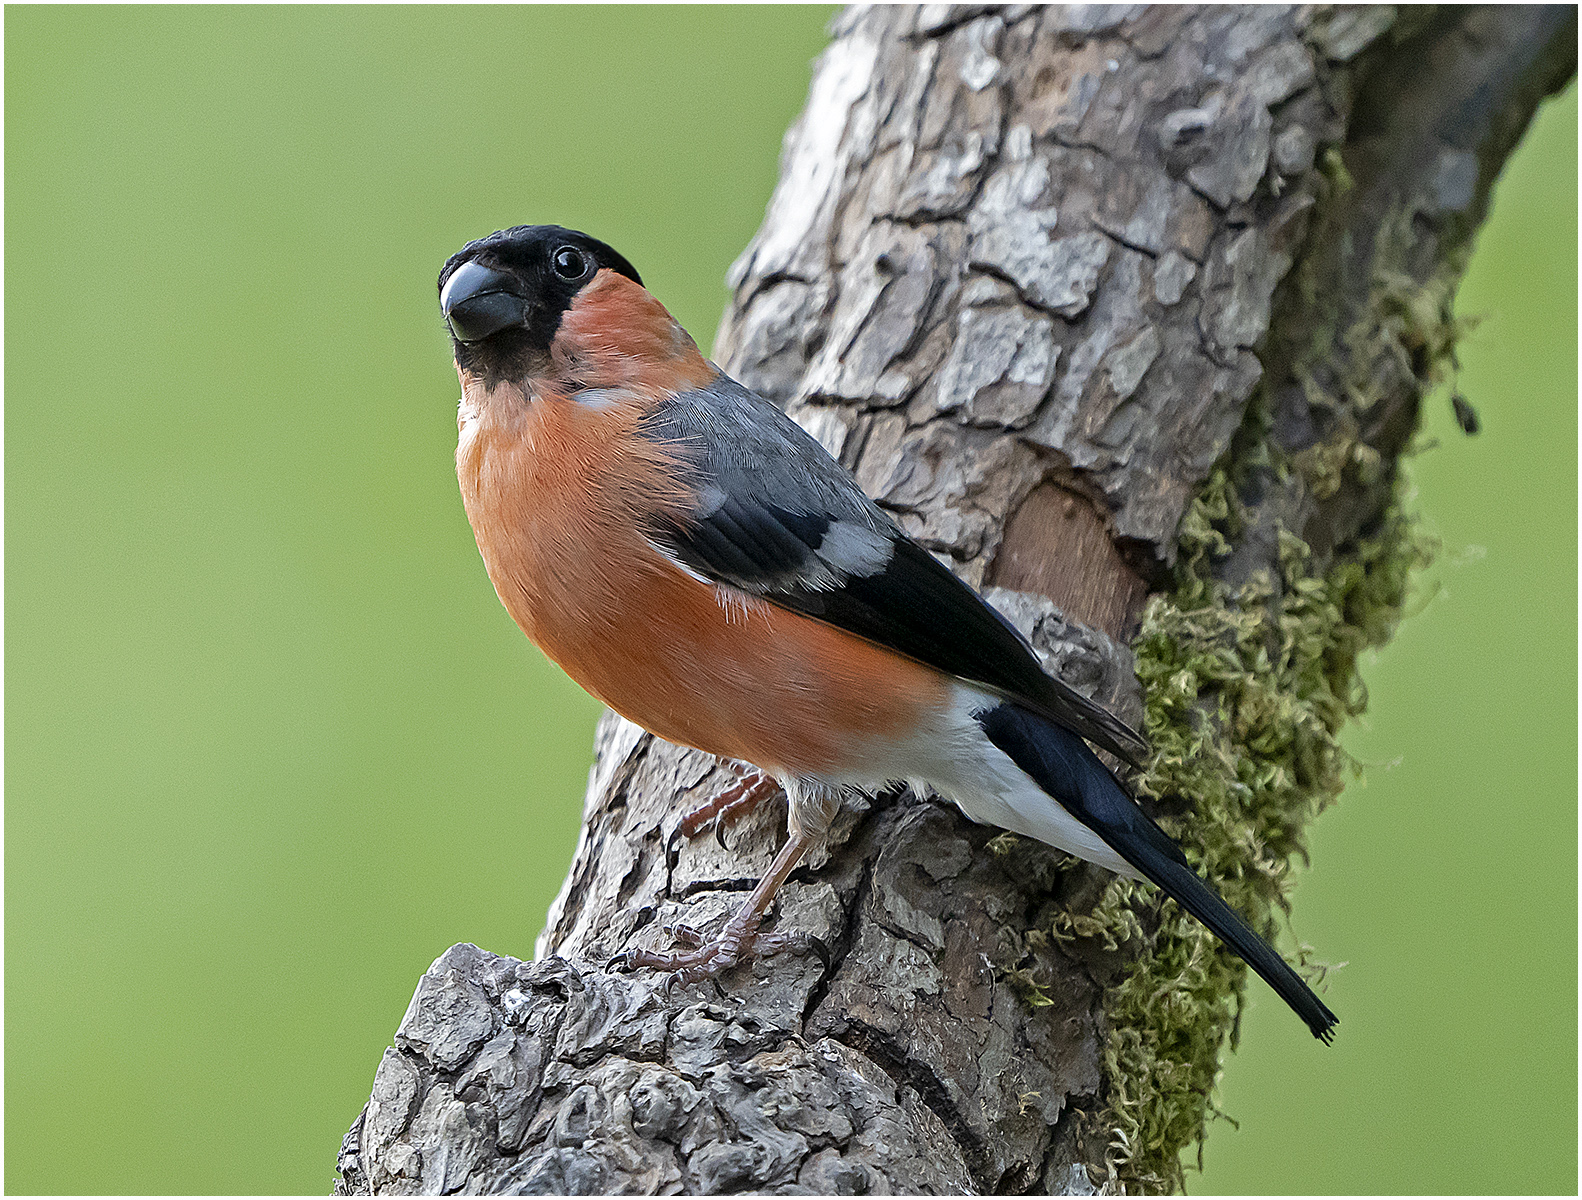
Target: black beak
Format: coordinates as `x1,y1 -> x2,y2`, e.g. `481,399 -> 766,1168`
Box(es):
440,261 -> 530,343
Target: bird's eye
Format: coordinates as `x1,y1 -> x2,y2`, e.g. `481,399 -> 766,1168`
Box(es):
552,246 -> 589,281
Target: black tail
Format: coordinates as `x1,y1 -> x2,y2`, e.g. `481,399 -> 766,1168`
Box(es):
977,702 -> 1338,1043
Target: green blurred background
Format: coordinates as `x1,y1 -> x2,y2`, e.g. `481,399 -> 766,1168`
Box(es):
5,7 -> 1574,1194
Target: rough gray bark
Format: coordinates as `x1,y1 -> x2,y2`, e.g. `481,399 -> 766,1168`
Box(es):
337,6 -> 1574,1195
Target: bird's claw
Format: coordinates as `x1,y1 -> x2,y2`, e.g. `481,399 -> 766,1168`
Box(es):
613,920 -> 826,991
660,920 -> 708,948
752,928 -> 828,969
802,933 -> 833,973
677,766 -> 782,846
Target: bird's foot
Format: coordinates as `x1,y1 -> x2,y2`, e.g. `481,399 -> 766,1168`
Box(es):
610,910 -> 826,989
614,828 -> 822,990
678,765 -> 782,848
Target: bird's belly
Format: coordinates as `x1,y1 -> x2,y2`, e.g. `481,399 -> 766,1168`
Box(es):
526,556 -> 948,777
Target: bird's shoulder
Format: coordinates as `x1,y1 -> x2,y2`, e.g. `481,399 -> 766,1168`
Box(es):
635,372 -> 896,593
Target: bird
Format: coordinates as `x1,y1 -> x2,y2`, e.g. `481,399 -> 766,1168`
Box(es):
437,223 -> 1338,1042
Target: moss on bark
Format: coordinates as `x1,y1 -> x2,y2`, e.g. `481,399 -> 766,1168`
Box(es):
1092,443 -> 1433,1192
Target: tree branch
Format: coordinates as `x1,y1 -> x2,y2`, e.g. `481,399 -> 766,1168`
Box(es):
337,6 -> 1574,1194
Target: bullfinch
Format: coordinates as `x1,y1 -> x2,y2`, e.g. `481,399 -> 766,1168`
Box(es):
437,224 -> 1337,1042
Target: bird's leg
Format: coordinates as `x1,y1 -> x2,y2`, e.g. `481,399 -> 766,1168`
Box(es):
678,763 -> 781,845
616,781 -> 839,986
616,828 -> 817,985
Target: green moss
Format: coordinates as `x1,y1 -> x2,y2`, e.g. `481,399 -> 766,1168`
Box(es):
1091,461 -> 1435,1192
1320,146 -> 1354,195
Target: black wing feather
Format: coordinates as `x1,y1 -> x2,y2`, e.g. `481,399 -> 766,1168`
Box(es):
639,375 -> 1149,767
976,702 -> 1336,1040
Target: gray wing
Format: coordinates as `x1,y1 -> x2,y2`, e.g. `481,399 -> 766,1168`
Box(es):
637,373 -> 1149,768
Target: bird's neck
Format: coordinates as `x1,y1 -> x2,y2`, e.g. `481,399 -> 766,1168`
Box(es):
551,270 -> 716,394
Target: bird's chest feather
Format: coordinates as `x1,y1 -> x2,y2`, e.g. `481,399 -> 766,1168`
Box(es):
456,389 -> 676,654
452,386 -> 945,774
455,388 -> 761,740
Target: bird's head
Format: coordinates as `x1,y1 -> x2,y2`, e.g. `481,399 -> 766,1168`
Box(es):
439,224 -> 708,397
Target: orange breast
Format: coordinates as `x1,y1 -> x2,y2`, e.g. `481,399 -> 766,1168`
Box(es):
456,386 -> 945,776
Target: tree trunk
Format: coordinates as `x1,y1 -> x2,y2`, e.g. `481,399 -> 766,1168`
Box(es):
336,6 -> 1575,1194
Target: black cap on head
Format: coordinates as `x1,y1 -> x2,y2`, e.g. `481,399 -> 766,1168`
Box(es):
438,225 -> 643,382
